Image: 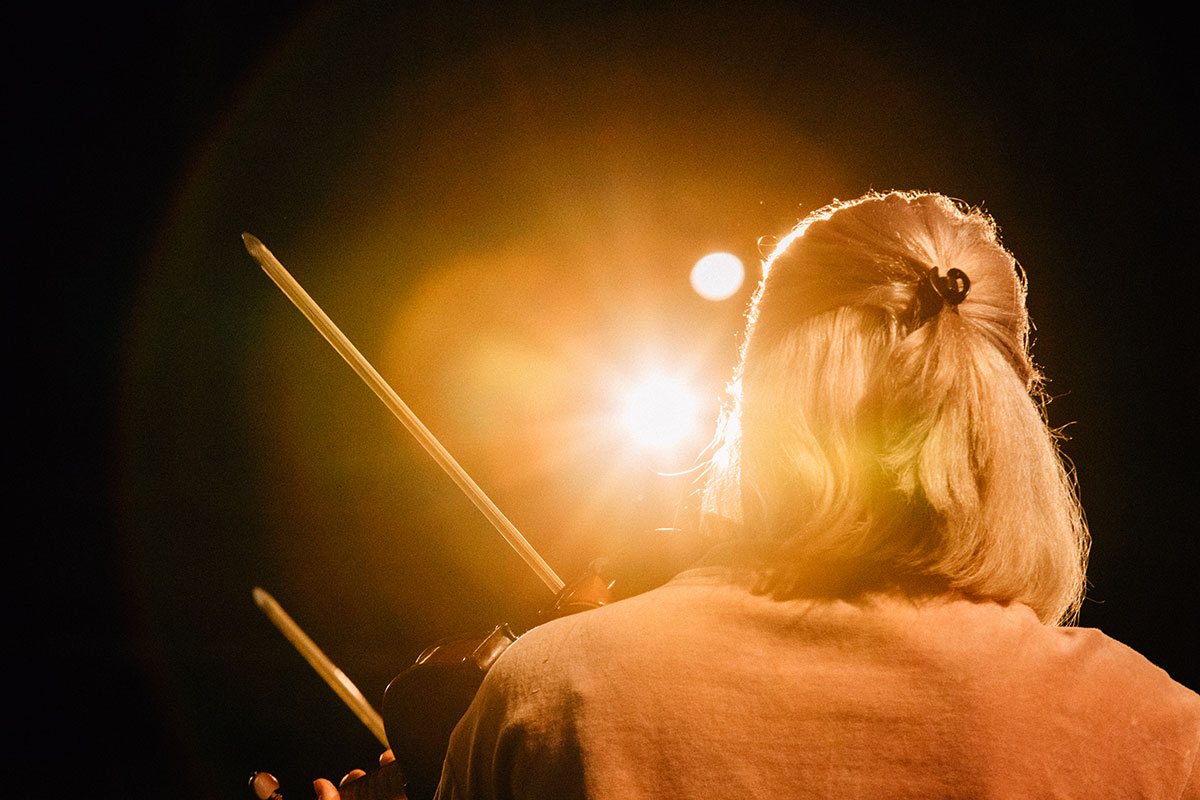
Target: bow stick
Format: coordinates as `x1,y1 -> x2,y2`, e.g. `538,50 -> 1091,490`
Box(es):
242,233 -> 566,594
253,587 -> 389,747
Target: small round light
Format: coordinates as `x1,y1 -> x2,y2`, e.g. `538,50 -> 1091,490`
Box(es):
690,252 -> 744,301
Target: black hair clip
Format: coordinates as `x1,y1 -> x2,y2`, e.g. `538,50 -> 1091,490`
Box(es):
913,266 -> 970,323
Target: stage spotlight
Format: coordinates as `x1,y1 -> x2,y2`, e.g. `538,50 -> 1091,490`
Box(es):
690,252 -> 744,301
620,374 -> 701,450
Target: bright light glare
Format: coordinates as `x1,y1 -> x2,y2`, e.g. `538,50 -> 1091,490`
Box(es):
620,375 -> 701,449
690,252 -> 744,301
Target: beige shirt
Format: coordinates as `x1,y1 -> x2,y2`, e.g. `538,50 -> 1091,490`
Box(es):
435,568 -> 1200,799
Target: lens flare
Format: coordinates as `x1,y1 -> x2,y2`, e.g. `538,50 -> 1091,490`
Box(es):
620,375 -> 701,450
690,252 -> 744,301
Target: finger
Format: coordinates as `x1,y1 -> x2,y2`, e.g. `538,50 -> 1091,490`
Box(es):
338,769 -> 367,787
312,778 -> 340,800
378,749 -> 396,766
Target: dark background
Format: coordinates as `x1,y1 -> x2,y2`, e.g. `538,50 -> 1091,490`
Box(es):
14,3 -> 1195,799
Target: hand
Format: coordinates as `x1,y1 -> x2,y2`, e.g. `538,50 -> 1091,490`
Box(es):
312,750 -> 400,800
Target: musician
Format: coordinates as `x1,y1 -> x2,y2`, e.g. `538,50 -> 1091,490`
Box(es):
319,191 -> 1200,799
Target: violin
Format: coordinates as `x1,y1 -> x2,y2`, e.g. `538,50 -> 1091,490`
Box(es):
250,525 -> 701,798
375,566 -> 618,798
251,564 -> 620,800
242,235 -> 664,800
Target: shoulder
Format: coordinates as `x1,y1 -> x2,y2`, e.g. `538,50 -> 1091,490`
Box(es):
1049,625 -> 1200,795
500,568 -> 745,653
941,598 -> 1200,792
1052,624 -> 1200,735
1025,615 -> 1198,708
914,596 -> 1199,709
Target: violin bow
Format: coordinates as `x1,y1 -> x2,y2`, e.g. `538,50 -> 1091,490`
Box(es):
242,233 -> 565,595
243,233 -> 568,746
252,587 -> 389,747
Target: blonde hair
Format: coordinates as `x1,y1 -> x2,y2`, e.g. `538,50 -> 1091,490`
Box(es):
702,191 -> 1088,625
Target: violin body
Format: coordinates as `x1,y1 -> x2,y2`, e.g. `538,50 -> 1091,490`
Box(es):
338,566 -> 619,800
382,625 -> 519,797
330,630 -> 515,800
